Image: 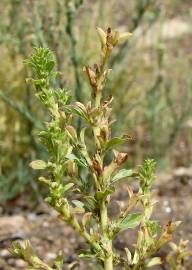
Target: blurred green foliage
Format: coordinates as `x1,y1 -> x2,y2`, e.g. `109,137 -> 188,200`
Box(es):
0,0 -> 192,201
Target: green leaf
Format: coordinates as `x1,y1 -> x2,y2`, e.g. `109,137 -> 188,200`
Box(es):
111,169 -> 133,183
46,60 -> 55,72
63,183 -> 74,192
66,153 -> 88,168
29,160 -> 47,170
79,250 -> 95,259
72,200 -> 85,209
84,196 -> 97,211
80,127 -> 87,145
65,103 -> 88,121
145,257 -> 162,267
66,125 -> 78,140
96,189 -> 113,200
119,213 -> 142,231
105,135 -> 131,151
55,255 -> 64,270
105,137 -> 127,151
147,220 -> 159,236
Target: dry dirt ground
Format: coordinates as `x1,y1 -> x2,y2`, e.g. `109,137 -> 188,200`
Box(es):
0,167 -> 192,270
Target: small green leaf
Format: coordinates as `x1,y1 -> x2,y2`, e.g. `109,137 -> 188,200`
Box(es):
145,257 -> 162,267
125,247 -> 132,263
65,103 -> 88,121
132,250 -> 139,264
111,169 -> 133,183
66,153 -> 77,160
80,127 -> 87,145
105,137 -> 127,151
119,213 -> 142,231
96,27 -> 107,47
79,250 -> 95,259
147,220 -> 159,236
66,125 -> 78,140
118,32 -> 132,43
55,255 -> 64,270
72,200 -> 85,209
46,60 -> 55,72
96,189 -> 113,200
63,183 -> 74,192
84,196 -> 97,211
66,153 -> 88,168
38,177 -> 51,185
29,160 -> 47,170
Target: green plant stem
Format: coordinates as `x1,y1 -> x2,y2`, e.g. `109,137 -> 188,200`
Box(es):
95,92 -> 102,108
93,124 -> 113,269
90,39 -> 114,269
105,252 -> 113,270
100,200 -> 107,233
100,200 -> 113,270
54,201 -> 101,253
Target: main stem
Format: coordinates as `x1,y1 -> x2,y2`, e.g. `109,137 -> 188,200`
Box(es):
100,200 -> 113,270
93,43 -> 114,270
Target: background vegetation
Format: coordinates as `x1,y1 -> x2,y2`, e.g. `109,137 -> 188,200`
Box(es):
0,0 -> 192,201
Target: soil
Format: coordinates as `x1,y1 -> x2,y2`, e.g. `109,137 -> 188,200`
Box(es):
0,167 -> 192,270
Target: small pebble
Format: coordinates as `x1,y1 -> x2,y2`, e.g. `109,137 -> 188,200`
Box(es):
27,213 -> 37,221
15,259 -> 26,268
0,249 -> 10,257
46,252 -> 56,260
